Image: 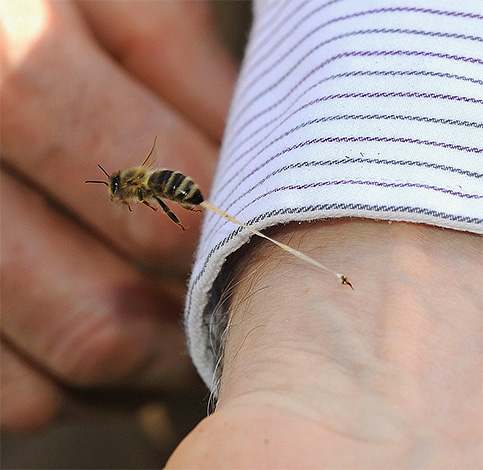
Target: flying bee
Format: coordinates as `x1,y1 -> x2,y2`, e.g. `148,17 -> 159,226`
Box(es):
85,138 -> 203,231
86,138 -> 353,289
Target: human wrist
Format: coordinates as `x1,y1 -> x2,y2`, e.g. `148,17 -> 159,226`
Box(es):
214,219 -> 481,466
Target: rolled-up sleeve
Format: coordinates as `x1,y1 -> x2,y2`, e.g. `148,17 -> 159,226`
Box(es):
186,0 -> 483,389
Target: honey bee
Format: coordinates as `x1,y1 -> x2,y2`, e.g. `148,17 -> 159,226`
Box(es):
86,139 -> 353,289
85,138 -> 203,231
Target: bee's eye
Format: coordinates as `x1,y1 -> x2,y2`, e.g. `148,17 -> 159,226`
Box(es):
111,175 -> 121,195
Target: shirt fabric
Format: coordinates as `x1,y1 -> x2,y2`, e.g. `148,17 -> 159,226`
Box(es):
185,0 -> 483,390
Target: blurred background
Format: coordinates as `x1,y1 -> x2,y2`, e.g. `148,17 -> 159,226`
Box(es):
1,1 -> 252,468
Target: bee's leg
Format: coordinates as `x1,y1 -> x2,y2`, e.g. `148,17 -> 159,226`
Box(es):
139,189 -> 157,211
142,201 -> 158,212
156,197 -> 186,231
180,202 -> 202,212
122,201 -> 133,212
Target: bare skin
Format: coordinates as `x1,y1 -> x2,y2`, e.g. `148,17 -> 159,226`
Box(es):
0,0 -> 237,432
166,220 -> 482,469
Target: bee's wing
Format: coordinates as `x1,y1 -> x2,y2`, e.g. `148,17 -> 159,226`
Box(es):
141,136 -> 159,169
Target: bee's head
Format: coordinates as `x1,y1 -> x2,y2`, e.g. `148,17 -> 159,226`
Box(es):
85,164 -> 121,202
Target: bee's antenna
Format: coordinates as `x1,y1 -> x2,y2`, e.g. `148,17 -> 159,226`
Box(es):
85,180 -> 108,186
97,164 -> 110,178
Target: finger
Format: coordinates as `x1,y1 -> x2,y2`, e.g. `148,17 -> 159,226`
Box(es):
76,0 -> 237,142
1,341 -> 62,432
1,169 -> 194,390
0,0 -> 216,272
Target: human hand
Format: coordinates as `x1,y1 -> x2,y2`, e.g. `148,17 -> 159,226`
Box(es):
166,220 -> 482,468
1,0 -> 236,432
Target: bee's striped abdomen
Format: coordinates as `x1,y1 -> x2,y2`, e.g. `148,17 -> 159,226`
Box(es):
148,170 -> 204,206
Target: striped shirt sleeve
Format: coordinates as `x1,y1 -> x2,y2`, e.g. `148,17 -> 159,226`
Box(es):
185,0 -> 483,390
